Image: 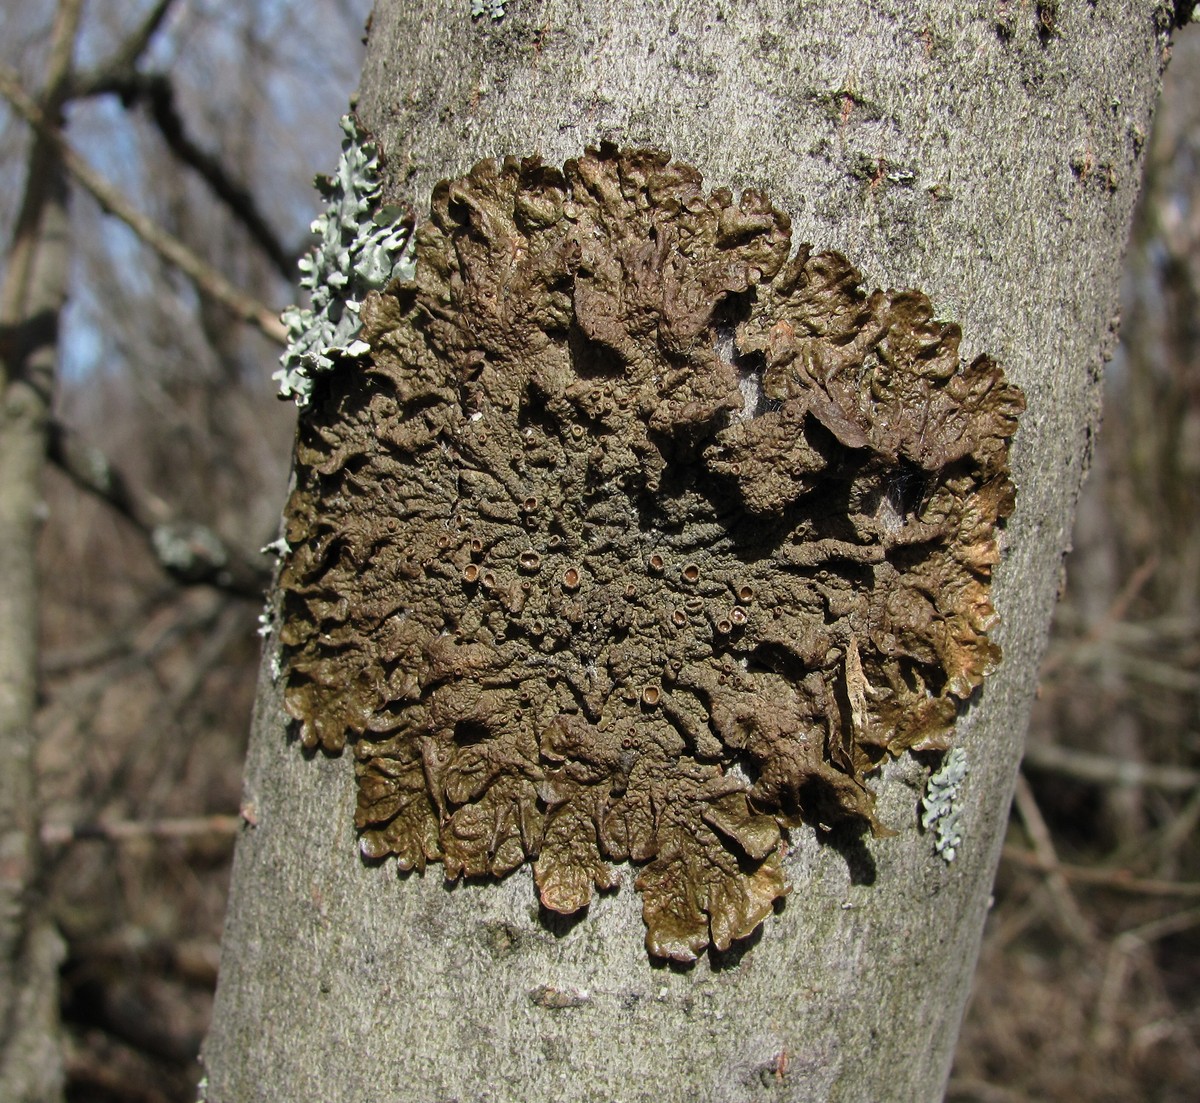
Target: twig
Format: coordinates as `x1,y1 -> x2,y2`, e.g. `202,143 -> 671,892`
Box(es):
1120,905 -> 1200,944
1001,846 -> 1200,897
40,813 -> 241,847
66,3 -> 294,275
68,0 -> 178,92
0,66 -> 287,345
1152,784 -> 1200,877
75,70 -> 294,279
36,593 -> 228,784
139,602 -> 253,808
44,0 -> 86,104
1092,614 -> 1199,646
1022,741 -> 1200,793
1093,905 -> 1200,1050
1039,556 -> 1158,680
46,417 -> 168,529
1013,774 -> 1096,942
0,0 -> 84,338
47,417 -> 270,599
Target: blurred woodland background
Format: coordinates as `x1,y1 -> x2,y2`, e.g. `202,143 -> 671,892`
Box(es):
1,3 -> 1197,1101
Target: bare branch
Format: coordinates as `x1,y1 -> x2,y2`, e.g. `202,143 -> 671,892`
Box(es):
1013,774 -> 1097,943
0,7 -> 84,1097
0,0 -> 84,340
1022,741 -> 1200,793
1001,846 -> 1200,898
43,0 -> 86,107
69,0 -> 178,92
135,72 -> 294,277
0,65 -> 288,345
47,418 -> 271,599
73,70 -> 295,279
64,4 -> 295,276
1093,904 -> 1200,1049
46,418 -> 167,529
40,813 -> 241,847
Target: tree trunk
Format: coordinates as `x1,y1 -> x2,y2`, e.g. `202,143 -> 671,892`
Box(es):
0,177 -> 70,1101
0,3 -> 81,1099
202,2 -> 1189,1100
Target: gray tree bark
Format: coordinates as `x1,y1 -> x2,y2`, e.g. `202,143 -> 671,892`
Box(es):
0,3 -> 80,1100
203,2 -> 1192,1101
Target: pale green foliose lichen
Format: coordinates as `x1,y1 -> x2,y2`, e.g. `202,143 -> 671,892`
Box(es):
276,115 -> 414,406
471,0 -> 507,20
921,747 -> 969,862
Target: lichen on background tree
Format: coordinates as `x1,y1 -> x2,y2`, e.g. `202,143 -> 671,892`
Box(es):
275,142 -> 1024,962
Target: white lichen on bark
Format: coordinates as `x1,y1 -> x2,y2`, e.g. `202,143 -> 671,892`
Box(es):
470,0 -> 507,21
276,115 -> 414,406
922,747 -> 969,862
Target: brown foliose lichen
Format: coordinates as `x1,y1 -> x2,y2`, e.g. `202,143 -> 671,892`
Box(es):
277,144 -> 1025,962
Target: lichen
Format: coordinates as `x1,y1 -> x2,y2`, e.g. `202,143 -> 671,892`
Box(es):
470,0 -> 507,21
921,746 -> 969,862
276,115 -> 414,406
277,146 -> 1024,960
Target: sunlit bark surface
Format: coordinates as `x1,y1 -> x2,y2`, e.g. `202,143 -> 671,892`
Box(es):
205,3 -> 1184,1100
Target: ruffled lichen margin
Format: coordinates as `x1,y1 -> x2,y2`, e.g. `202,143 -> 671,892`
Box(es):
274,138 -> 1024,962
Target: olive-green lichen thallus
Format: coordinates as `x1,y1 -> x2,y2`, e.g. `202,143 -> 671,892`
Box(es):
276,138 -> 1023,962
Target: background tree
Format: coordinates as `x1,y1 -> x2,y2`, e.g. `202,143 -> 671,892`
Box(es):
1,4 -> 82,1097
0,1 -> 370,1098
200,2 -> 1199,1102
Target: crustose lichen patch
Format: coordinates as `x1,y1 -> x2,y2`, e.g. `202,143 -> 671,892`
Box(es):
277,144 -> 1024,961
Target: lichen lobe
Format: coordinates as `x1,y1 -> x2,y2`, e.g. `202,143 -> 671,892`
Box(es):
278,145 -> 1024,961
